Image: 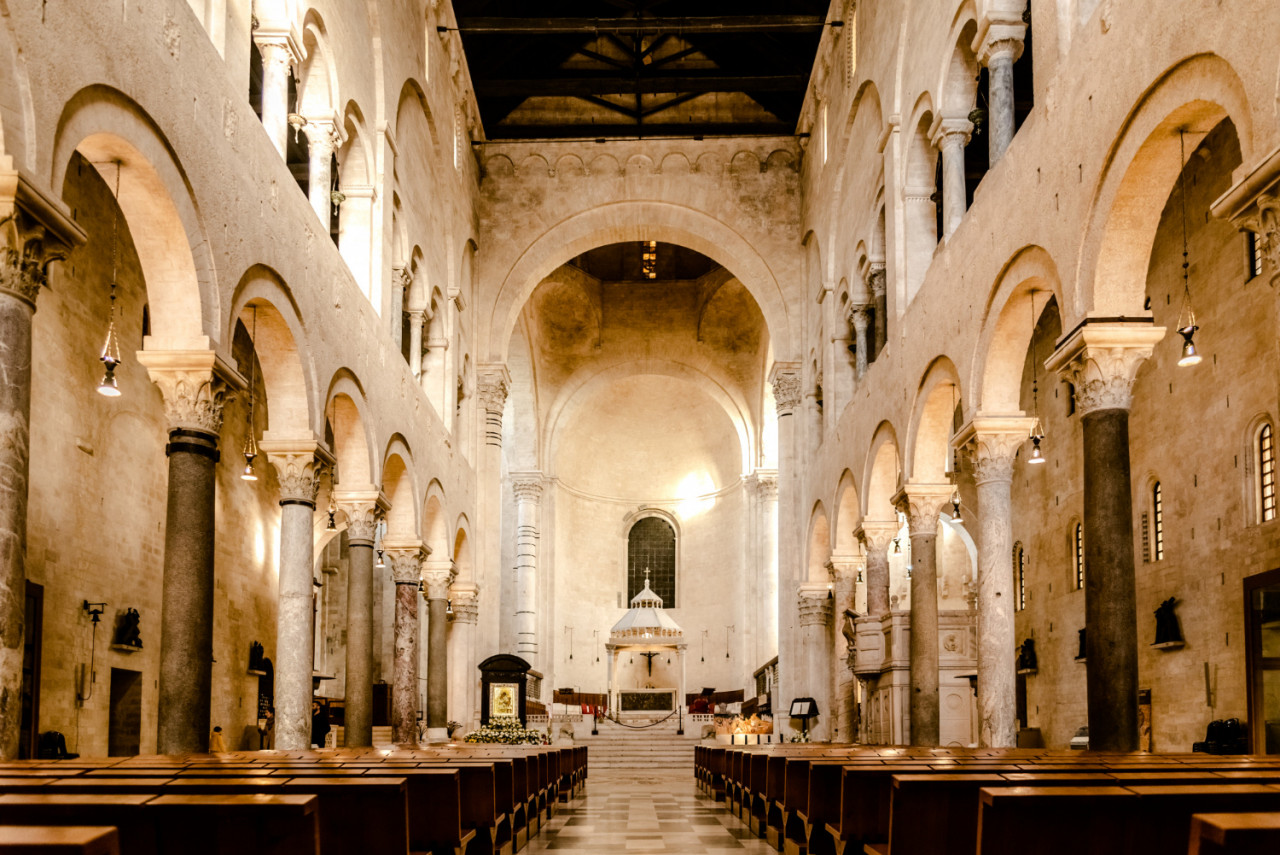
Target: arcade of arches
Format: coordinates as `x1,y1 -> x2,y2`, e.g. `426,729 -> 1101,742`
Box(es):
1,0 -> 1280,767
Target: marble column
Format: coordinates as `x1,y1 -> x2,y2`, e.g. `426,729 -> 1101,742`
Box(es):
856,522 -> 897,618
848,304 -> 871,379
337,494 -> 381,748
1048,323 -> 1164,752
0,208 -> 81,760
828,557 -> 864,742
770,366 -> 803,719
746,471 -> 779,671
448,585 -> 480,731
895,484 -> 952,747
263,445 -> 326,751
422,560 -> 455,742
977,32 -> 1025,166
386,544 -> 426,744
475,368 -> 509,670
954,417 -> 1034,748
138,353 -> 239,754
797,586 -> 834,741
512,474 -> 543,665
254,36 -> 297,159
407,310 -> 425,379
868,265 -> 887,359
391,266 -> 410,353
304,119 -> 339,230
934,120 -> 974,239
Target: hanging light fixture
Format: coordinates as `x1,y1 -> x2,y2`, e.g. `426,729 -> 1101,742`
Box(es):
893,537 -> 901,553
326,488 -> 337,531
951,490 -> 963,523
373,520 -> 385,568
241,306 -> 259,481
97,162 -> 124,397
1175,130 -> 1202,367
446,599 -> 453,615
326,404 -> 339,529
1028,290 -> 1046,465
856,568 -> 864,583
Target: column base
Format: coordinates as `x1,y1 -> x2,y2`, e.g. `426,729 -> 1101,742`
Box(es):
426,727 -> 450,743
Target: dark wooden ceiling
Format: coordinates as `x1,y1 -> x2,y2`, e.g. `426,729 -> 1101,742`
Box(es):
450,1 -> 831,141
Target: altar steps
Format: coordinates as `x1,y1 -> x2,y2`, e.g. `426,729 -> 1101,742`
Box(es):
584,716 -> 697,771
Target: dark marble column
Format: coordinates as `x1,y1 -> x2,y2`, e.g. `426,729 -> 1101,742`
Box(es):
387,546 -> 426,744
140,356 -> 237,755
977,29 -> 1025,166
1049,323 -> 1163,753
422,561 -> 455,742
338,496 -> 380,748
896,485 -> 951,747
857,522 -> 897,618
868,265 -> 887,359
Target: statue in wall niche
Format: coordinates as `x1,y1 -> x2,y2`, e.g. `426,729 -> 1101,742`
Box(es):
1154,597 -> 1184,645
248,641 -> 266,672
114,609 -> 142,648
1017,639 -> 1037,672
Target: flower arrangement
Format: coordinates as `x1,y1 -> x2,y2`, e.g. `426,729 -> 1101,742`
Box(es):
463,715 -> 549,745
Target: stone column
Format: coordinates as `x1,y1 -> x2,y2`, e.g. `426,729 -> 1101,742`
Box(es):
895,484 -> 952,747
797,586 -> 834,741
448,584 -> 479,731
391,266 -> 410,353
1048,323 -> 1164,752
137,352 -> 239,754
868,265 -> 887,359
254,36 -> 297,159
770,366 -> 803,719
304,119 -> 339,230
848,304 -> 871,379
746,471 -> 779,670
475,368 -> 509,658
856,522 -> 897,618
0,206 -> 81,759
406,310 -> 425,378
976,26 -> 1025,167
933,120 -> 974,239
422,560 -> 456,742
385,544 -> 426,744
954,417 -> 1034,748
337,494 -> 381,748
828,557 -> 864,743
511,474 -> 543,665
262,444 -> 327,751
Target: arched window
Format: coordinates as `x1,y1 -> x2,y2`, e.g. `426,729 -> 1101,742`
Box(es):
1259,423 -> 1276,522
628,517 -> 676,607
1073,523 -> 1084,591
1151,482 -> 1165,561
1013,541 -> 1026,611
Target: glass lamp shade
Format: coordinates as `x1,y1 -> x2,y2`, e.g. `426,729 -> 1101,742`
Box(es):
1028,435 -> 1046,465
1177,325 -> 1202,367
97,365 -> 121,397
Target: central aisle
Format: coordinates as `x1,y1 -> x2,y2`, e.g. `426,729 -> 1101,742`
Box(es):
527,770 -> 774,854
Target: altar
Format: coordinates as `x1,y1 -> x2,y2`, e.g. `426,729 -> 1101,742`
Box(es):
605,575 -> 687,725
620,689 -> 676,712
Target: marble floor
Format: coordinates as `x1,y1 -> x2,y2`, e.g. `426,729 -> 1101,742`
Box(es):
526,772 -> 776,854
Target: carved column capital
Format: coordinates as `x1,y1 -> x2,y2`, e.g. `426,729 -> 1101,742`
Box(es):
847,303 -> 872,332
450,583 -> 479,624
303,118 -> 341,156
826,556 -> 865,583
253,34 -> 300,69
855,520 -> 899,553
335,490 -> 387,545
511,473 -> 544,504
866,264 -> 886,299
421,560 -> 456,600
1045,322 -> 1166,416
753,471 -> 779,501
136,351 -> 243,436
261,440 -> 333,507
771,368 -> 803,415
797,586 -> 834,627
953,417 -> 1037,486
385,545 -> 427,584
0,172 -> 86,308
892,483 -> 953,534
932,117 -> 974,152
476,367 -> 510,414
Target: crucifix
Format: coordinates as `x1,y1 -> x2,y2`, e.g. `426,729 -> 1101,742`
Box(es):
638,651 -> 661,676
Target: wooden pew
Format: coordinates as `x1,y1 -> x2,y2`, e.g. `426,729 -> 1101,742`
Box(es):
0,827 -> 119,855
1189,812 -> 1280,855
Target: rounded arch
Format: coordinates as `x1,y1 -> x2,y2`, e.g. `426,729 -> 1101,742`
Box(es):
395,78 -> 439,148
298,10 -> 340,119
381,436 -> 419,540
832,469 -> 862,554
51,85 -> 219,346
228,265 -> 317,438
972,245 -> 1065,414
806,502 -> 832,583
0,0 -> 34,170
863,421 -> 902,522
324,370 -> 378,489
485,201 -> 793,363
1077,53 -> 1254,318
905,356 -> 963,482
903,95 -> 938,300
421,481 -> 449,558
937,8 -> 979,117
453,518 -> 473,581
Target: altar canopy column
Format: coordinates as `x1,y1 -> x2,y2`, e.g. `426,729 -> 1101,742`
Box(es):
139,352 -> 241,755
253,32 -> 297,159
386,544 -> 426,744
337,493 -> 383,748
607,647 -> 620,716
954,417 -> 1035,748
511,473 -> 543,666
797,586 -> 834,741
263,444 -> 328,751
304,119 -> 339,229
895,484 -> 952,747
933,119 -> 974,239
448,584 -> 480,730
975,18 -> 1026,167
0,202 -> 82,759
828,556 -> 864,742
1048,323 -> 1164,752
770,366 -> 802,723
423,560 -> 456,742
677,648 -> 687,734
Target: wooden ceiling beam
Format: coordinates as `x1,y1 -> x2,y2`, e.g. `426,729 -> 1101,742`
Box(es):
473,74 -> 806,97
452,15 -> 828,36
